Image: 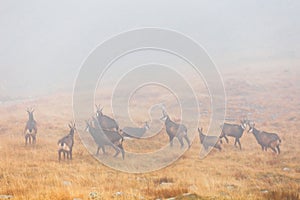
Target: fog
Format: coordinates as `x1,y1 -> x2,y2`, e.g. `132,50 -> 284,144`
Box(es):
0,0 -> 299,99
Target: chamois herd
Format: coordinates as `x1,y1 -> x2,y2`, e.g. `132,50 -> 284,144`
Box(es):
22,105 -> 282,162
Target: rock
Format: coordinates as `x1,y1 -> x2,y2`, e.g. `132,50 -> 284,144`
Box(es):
115,191 -> 123,196
136,177 -> 147,182
288,117 -> 296,121
225,184 -> 236,190
170,193 -> 202,199
271,114 -> 277,120
0,195 -> 13,199
219,192 -> 230,198
283,167 -> 291,172
89,191 -> 98,199
63,181 -> 71,186
159,182 -> 173,187
188,185 -> 198,191
166,197 -> 175,200
260,189 -> 269,194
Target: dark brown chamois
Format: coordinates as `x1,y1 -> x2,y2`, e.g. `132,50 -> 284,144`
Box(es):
198,128 -> 221,151
219,119 -> 248,150
122,121 -> 150,139
248,123 -> 281,154
58,123 -> 76,161
85,118 -> 125,159
24,108 -> 37,145
95,104 -> 119,131
160,110 -> 190,148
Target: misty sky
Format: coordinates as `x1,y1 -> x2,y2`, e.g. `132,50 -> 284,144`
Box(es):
0,1 -> 299,98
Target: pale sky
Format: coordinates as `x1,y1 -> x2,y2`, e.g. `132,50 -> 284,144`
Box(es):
0,0 -> 299,98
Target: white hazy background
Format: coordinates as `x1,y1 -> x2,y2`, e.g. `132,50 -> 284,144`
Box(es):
0,1 -> 299,98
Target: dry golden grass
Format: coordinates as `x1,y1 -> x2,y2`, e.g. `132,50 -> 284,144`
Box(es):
0,66 -> 299,199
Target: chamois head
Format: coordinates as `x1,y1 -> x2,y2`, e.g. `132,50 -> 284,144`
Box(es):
95,104 -> 103,117
198,127 -> 205,138
85,119 -> 94,132
198,127 -> 203,134
68,122 -> 76,136
160,110 -> 169,121
248,122 -> 255,133
198,127 -> 206,143
240,119 -> 248,130
26,108 -> 35,120
144,121 -> 150,130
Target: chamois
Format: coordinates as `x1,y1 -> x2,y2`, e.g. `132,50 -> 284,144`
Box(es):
95,104 -> 119,131
24,108 -> 37,145
198,128 -> 221,151
122,122 -> 150,139
160,110 -> 190,148
58,123 -> 76,161
219,120 -> 248,150
248,123 -> 281,154
85,118 -> 125,159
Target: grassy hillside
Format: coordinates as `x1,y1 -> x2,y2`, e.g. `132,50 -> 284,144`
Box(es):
0,66 -> 299,200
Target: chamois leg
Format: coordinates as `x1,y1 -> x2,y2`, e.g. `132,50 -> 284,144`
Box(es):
117,143 -> 125,160
113,149 -> 120,158
234,139 -> 237,147
32,135 -> 36,145
276,145 -> 280,154
219,137 -> 223,144
28,135 -> 32,145
111,144 -> 120,157
32,127 -> 37,144
58,150 -> 62,161
184,134 -> 191,148
237,139 -> 242,150
270,141 -> 281,155
169,136 -> 174,147
25,134 -> 29,145
96,147 -> 100,155
220,131 -> 228,144
204,144 -> 209,151
69,149 -> 72,160
270,146 -> 277,154
178,137 -> 184,148
101,147 -> 106,154
224,135 -> 229,143
215,143 -> 222,151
